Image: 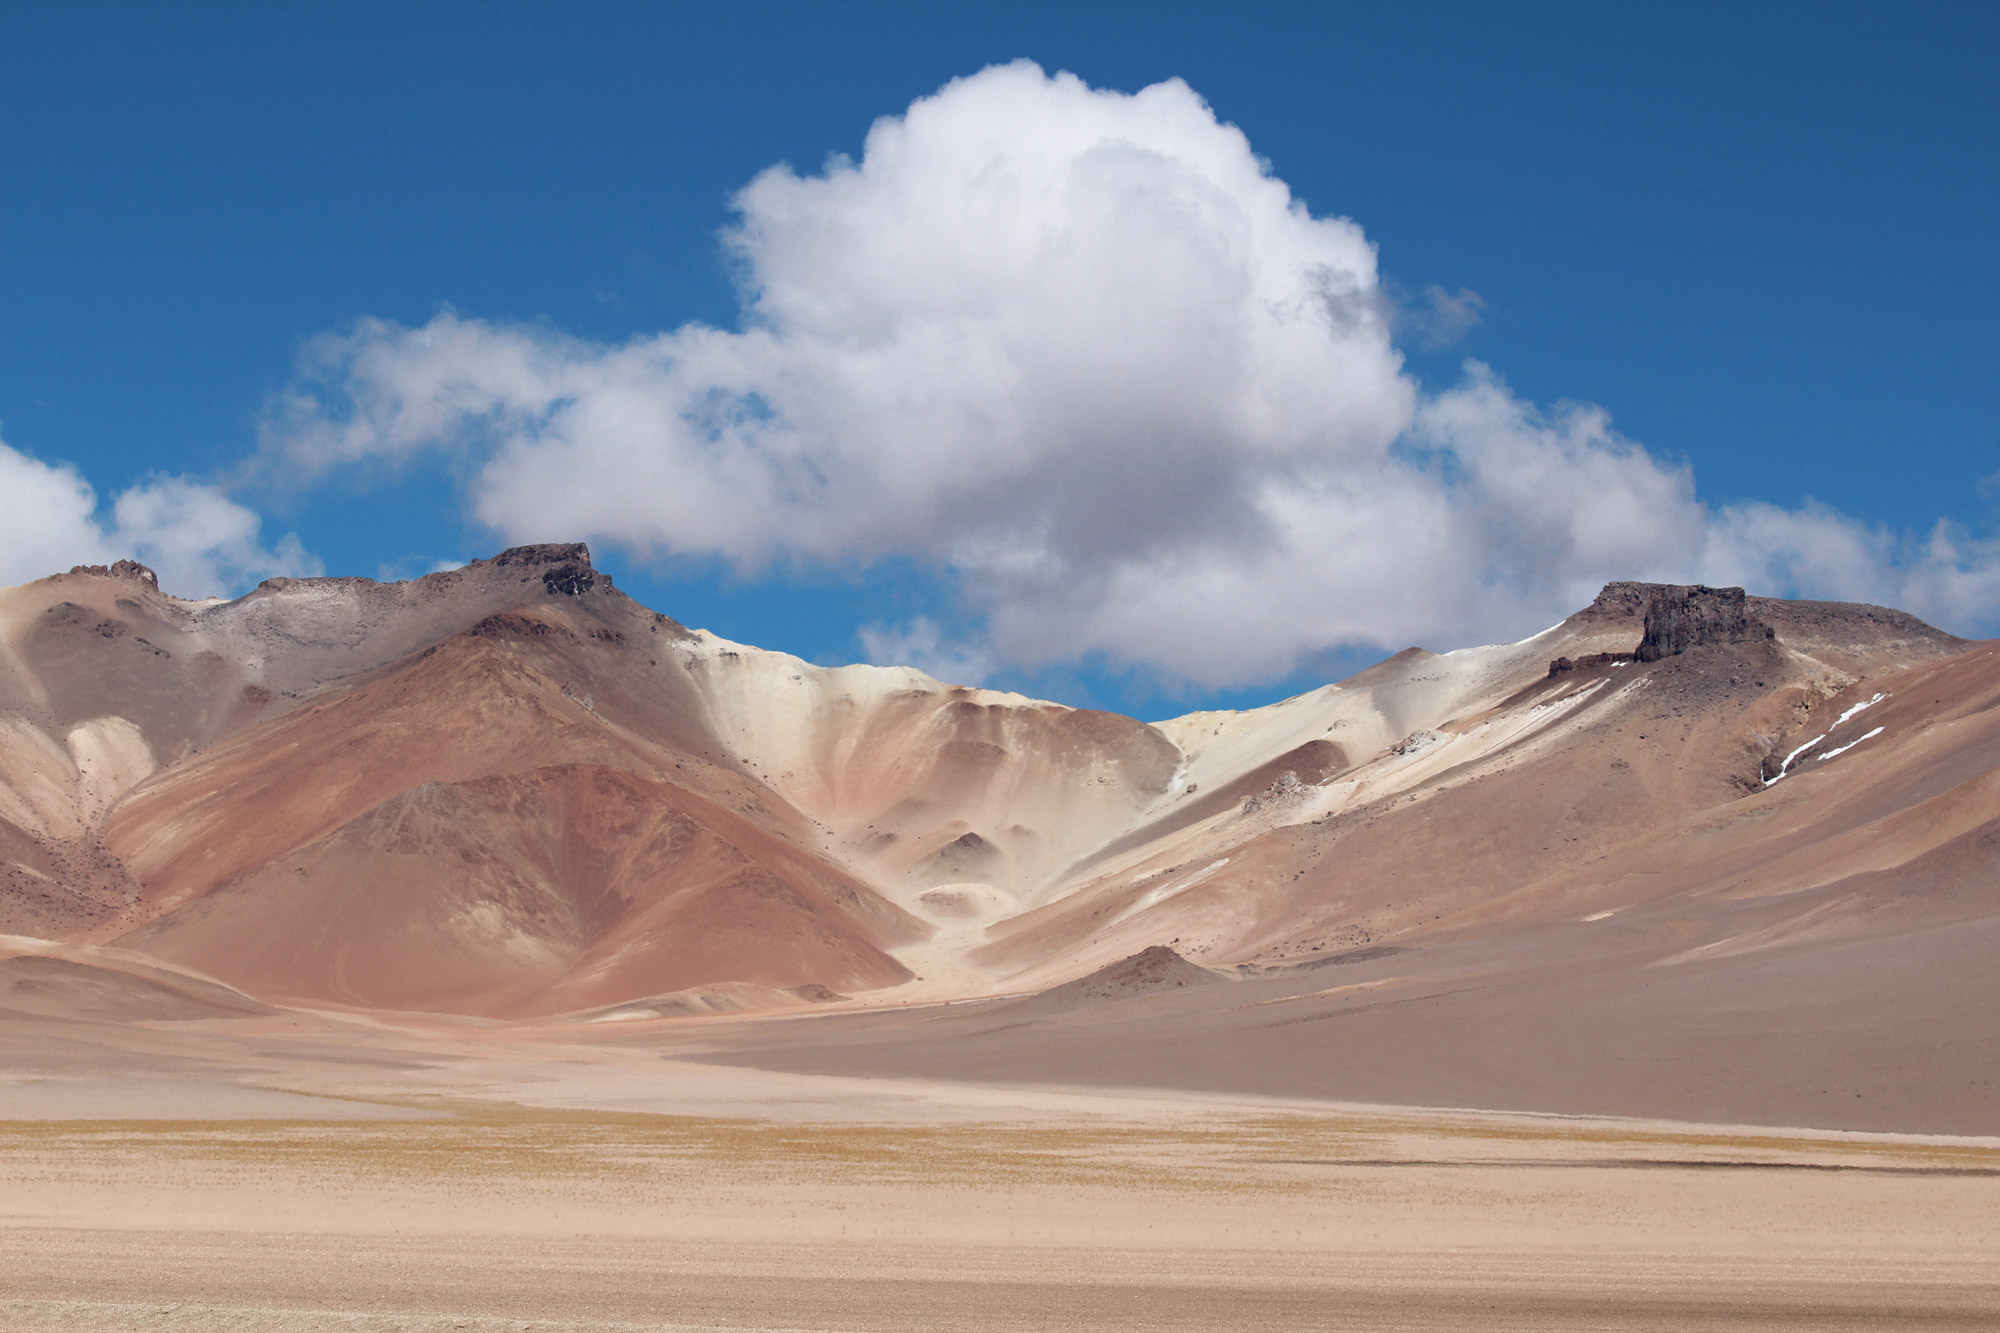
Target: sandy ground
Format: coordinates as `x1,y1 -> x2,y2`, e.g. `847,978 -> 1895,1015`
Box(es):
3,1011 -> 1999,1331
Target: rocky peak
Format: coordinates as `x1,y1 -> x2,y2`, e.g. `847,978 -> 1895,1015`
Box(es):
1635,585 -> 1775,662
1579,581 -> 1668,623
64,559 -> 159,588
489,543 -> 599,598
1575,582 -> 1775,662
491,542 -> 593,570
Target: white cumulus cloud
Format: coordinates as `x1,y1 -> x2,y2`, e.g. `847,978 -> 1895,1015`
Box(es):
0,430 -> 318,597
261,61 -> 2000,686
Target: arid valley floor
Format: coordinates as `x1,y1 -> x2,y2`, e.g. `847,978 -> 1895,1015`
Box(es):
4,1010 -> 1999,1332
2,547 -> 1997,1328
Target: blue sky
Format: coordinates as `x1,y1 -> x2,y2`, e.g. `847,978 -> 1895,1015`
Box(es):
2,1 -> 1996,718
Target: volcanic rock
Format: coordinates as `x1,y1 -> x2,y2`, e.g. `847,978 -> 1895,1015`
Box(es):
1634,585 -> 1774,661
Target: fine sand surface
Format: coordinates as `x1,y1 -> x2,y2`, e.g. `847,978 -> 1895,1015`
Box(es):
3,1011 -> 1999,1331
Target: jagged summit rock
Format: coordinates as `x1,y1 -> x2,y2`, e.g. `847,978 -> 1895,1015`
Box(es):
490,543 -> 602,597
494,541 -> 594,568
64,559 -> 159,587
1578,580 -> 1774,660
1634,584 -> 1774,662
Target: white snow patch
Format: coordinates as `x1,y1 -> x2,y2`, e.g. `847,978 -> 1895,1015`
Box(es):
1511,620 -> 1568,646
1817,726 -> 1884,762
1833,692 -> 1887,730
1779,735 -> 1825,770
1765,733 -> 1827,785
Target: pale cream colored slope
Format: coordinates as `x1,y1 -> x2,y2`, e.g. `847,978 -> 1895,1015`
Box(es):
671,633 -> 1180,895
629,621 -> 1595,1000
0,715 -> 154,843
660,602 -> 1644,1000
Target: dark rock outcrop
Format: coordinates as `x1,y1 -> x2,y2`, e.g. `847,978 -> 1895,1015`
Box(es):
486,543 -> 600,597
1548,652 -> 1631,677
1571,581 -> 1664,627
1636,585 -> 1775,662
1575,582 -> 1776,662
492,542 -> 592,568
541,564 -> 596,596
65,559 -> 159,587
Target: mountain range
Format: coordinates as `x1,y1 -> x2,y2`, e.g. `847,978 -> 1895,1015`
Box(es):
2,543 -> 1992,1133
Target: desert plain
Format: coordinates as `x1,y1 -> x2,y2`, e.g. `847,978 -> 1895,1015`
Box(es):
4,1002 -> 1999,1333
